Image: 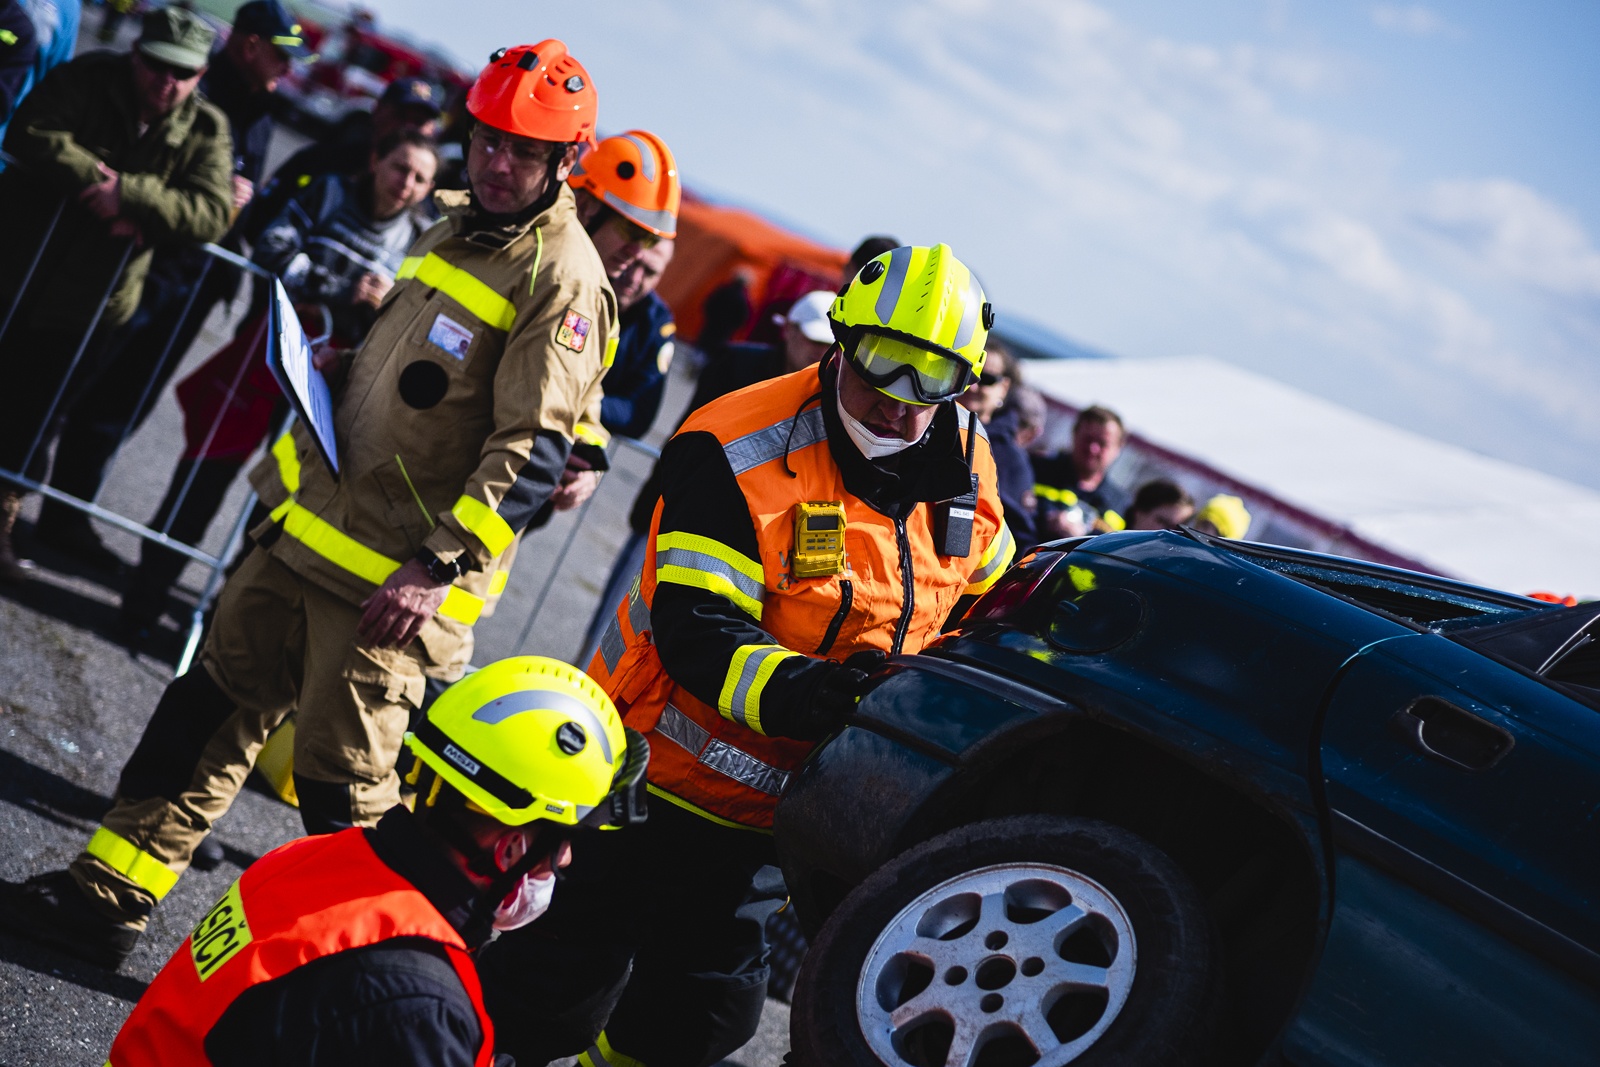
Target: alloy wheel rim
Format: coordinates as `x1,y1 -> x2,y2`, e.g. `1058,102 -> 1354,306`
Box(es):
855,862 -> 1137,1067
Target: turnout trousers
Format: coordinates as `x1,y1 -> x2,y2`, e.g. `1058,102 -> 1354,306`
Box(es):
476,798 -> 786,1067
68,548 -> 469,928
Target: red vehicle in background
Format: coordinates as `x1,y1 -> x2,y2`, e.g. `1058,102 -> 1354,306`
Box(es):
276,8 -> 468,130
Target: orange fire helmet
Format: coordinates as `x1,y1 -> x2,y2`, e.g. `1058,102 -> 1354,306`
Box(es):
466,40 -> 598,145
568,130 -> 681,239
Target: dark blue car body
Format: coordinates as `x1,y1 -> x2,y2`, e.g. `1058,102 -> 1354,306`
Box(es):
776,530 -> 1600,1066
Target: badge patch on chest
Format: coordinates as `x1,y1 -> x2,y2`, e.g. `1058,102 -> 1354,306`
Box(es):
556,308 -> 592,352
428,313 -> 474,360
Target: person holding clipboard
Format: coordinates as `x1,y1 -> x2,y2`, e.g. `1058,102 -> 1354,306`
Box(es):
0,40 -> 619,971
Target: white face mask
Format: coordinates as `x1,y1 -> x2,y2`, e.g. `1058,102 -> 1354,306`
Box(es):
836,385 -> 917,459
491,869 -> 557,932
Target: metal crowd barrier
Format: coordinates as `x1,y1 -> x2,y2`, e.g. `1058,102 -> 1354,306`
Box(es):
0,170 -> 319,675
512,435 -> 662,665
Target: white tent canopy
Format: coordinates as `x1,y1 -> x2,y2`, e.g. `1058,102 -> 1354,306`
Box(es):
1025,356 -> 1600,599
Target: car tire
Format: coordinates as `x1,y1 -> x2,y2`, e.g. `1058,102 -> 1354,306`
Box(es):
789,815 -> 1220,1067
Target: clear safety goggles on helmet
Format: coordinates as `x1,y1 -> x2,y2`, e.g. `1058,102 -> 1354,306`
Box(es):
847,331 -> 975,406
580,726 -> 651,830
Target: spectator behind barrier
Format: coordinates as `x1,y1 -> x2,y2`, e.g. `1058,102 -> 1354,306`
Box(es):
0,0 -> 40,140
0,0 -> 81,164
1030,404 -> 1128,538
958,338 -> 1036,546
1193,494 -> 1252,539
244,75 -> 443,240
0,5 -> 234,585
33,0 -> 313,573
119,129 -> 441,640
1124,478 -> 1196,530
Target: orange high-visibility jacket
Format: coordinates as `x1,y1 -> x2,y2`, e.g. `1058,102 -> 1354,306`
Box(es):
105,829 -> 493,1067
590,363 -> 1015,831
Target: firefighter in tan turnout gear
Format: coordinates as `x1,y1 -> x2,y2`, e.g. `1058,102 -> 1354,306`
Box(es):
0,39 -> 619,970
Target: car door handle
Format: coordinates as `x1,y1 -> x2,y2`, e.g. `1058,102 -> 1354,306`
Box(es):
1389,698 -> 1514,772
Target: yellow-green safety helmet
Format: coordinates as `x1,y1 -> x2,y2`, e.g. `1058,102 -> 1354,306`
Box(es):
405,656 -> 649,830
830,243 -> 995,405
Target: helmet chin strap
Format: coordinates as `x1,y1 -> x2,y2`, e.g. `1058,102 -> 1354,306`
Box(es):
459,828 -> 570,948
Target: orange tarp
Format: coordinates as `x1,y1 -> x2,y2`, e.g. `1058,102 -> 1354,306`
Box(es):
656,194 -> 847,342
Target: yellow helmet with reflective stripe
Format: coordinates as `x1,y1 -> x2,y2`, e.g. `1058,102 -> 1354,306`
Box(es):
830,243 -> 994,404
404,656 -> 648,829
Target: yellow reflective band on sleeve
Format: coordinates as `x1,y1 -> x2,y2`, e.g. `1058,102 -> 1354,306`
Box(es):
86,827 -> 179,900
1034,483 -> 1078,506
271,431 -> 301,494
450,496 -> 515,557
1101,509 -> 1126,531
965,521 -> 1017,596
604,335 -> 619,370
574,422 -> 607,448
655,531 -> 766,620
489,569 -> 509,595
577,1030 -> 647,1067
397,253 -> 516,331
277,503 -> 484,625
718,643 -> 799,734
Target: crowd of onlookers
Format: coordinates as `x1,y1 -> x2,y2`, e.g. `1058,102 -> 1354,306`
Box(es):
949,336 -> 1252,554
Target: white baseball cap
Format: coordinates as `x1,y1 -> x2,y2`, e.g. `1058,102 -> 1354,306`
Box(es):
784,290 -> 838,344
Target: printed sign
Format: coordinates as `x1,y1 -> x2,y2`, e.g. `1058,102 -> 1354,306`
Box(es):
191,879 -> 253,981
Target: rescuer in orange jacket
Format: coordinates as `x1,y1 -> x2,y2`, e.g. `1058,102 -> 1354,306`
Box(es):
475,244 -> 1016,1067
101,657 -> 649,1067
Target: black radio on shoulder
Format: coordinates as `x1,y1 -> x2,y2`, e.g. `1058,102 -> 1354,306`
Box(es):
934,473 -> 978,558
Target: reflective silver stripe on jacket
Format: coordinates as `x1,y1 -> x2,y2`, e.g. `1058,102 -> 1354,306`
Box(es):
725,645 -> 788,730
654,704 -> 792,796
957,404 -> 989,440
968,522 -> 1016,588
722,407 -> 826,476
599,576 -> 651,673
656,545 -> 767,610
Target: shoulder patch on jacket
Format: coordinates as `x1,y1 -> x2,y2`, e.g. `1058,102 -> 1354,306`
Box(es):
556,308 -> 592,352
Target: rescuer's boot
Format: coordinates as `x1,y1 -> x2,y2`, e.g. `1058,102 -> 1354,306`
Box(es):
0,490 -> 32,585
0,870 -> 141,970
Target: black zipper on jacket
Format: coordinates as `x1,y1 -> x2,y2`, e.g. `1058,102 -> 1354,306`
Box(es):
891,519 -> 914,655
815,580 -> 854,655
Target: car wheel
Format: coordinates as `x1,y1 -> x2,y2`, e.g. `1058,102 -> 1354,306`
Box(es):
790,815 -> 1219,1067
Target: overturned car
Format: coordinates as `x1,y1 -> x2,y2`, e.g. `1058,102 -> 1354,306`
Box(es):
778,530 -> 1600,1067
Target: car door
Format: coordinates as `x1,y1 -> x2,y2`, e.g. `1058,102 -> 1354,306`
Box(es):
1283,631 -> 1600,1067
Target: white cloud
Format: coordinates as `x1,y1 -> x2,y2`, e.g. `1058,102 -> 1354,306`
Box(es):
1418,179 -> 1600,298
1370,5 -> 1457,38
372,0 -> 1600,486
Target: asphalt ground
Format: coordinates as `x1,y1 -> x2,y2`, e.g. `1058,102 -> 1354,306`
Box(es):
0,34 -> 791,1060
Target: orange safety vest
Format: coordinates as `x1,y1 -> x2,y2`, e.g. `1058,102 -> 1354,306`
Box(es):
589,366 -> 1013,831
104,829 -> 494,1067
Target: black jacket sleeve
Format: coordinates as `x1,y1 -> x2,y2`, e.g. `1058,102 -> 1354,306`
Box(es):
650,429 -> 837,737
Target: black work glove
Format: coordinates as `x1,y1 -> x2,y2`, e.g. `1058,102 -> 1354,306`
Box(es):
773,650 -> 888,742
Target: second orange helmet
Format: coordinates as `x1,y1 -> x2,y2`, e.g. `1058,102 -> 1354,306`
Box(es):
568,130 -> 681,239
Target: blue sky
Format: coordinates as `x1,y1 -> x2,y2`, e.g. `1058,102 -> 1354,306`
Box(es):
367,0 -> 1600,490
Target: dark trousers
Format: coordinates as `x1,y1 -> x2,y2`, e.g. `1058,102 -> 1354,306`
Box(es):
121,455 -> 248,626
0,320 -> 108,484
42,259 -> 239,518
475,798 -> 786,1067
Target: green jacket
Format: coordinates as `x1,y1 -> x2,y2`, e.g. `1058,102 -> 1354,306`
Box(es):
0,50 -> 233,331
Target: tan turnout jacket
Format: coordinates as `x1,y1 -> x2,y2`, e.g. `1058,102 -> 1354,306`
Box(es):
251,184 -> 616,632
